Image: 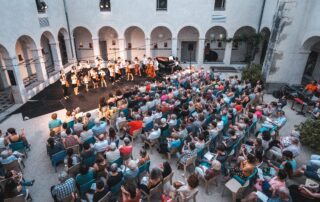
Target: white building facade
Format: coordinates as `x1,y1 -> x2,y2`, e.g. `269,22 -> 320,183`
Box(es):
0,0 -> 319,104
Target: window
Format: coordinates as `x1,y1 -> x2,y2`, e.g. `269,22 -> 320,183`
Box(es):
157,0 -> 167,11
214,0 -> 225,10
100,0 -> 111,11
35,0 -> 48,13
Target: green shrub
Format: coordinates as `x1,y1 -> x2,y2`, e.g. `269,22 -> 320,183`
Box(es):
295,119 -> 320,152
241,63 -> 263,85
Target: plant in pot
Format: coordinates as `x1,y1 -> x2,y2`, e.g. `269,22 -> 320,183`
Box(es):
241,63 -> 263,86
295,119 -> 320,153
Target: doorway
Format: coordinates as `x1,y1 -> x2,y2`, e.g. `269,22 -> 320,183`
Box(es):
181,41 -> 196,62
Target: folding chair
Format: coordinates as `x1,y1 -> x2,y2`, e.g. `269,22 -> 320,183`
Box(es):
163,171 -> 174,185
141,181 -> 163,202
9,142 -> 28,158
51,150 -> 66,172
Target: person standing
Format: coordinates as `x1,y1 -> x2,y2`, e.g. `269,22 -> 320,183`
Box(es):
60,75 -> 69,99
134,57 -> 141,76
99,69 -> 107,88
127,61 -> 134,81
71,73 -> 79,95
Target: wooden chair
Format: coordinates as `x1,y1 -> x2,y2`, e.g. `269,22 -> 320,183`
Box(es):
98,191 -> 111,202
51,150 -> 67,172
118,121 -> 128,131
121,152 -> 133,161
199,172 -> 220,194
141,181 -> 163,202
66,144 -> 80,155
4,194 -> 26,202
9,142 -> 28,158
145,139 -> 157,154
3,160 -> 23,173
167,148 -> 178,160
61,194 -> 74,202
52,126 -> 62,134
132,128 -> 142,142
181,155 -> 197,177
163,171 -> 174,185
67,163 -> 80,178
178,189 -> 198,202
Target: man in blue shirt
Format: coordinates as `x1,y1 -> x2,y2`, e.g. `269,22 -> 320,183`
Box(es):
92,118 -> 107,136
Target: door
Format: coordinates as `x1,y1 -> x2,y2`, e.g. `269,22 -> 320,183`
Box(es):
181,41 -> 197,62
99,41 -> 107,61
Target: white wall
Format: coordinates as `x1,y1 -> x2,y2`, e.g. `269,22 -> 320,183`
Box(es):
125,28 -> 145,60
74,27 -> 94,61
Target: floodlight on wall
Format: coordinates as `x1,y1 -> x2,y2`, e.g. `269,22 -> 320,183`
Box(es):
100,0 -> 111,11
36,0 -> 48,13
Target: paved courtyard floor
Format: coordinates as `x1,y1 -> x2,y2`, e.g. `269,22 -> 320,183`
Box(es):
0,94 -> 312,202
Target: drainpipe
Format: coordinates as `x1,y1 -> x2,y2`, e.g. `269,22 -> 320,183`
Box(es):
63,0 -> 74,58
258,0 -> 267,33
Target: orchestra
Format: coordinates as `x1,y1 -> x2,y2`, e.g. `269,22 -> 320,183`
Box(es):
60,56 -> 161,98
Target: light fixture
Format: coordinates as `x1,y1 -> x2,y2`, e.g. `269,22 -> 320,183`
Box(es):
109,33 -> 115,38
220,34 -> 224,39
210,33 -> 215,39
158,33 -> 164,39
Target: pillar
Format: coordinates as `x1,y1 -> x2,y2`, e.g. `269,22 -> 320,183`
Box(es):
171,37 -> 178,57
197,38 -> 205,66
118,38 -> 126,60
49,43 -> 63,71
223,42 -> 233,65
31,49 -> 48,82
92,37 -> 101,64
7,57 -> 26,103
64,37 -> 75,63
145,38 -> 151,57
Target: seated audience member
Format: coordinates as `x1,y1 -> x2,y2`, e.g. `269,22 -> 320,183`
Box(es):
222,129 -> 239,152
92,180 -> 109,202
305,80 -> 318,94
136,149 -> 150,166
92,118 -> 107,137
79,125 -> 93,143
84,112 -> 95,127
195,159 -> 221,181
255,169 -> 287,197
7,128 -> 30,149
116,112 -> 127,130
172,173 -> 199,199
0,129 -> 8,150
63,129 -> 80,149
80,142 -> 95,159
51,171 -> 77,202
0,150 -> 23,165
47,137 -> 64,157
160,161 -> 172,178
141,124 -> 161,144
228,153 -> 256,179
75,164 -> 95,187
177,142 -> 197,166
121,182 -> 141,202
268,150 -> 297,173
49,113 -> 62,131
140,167 -> 163,194
119,137 -> 133,156
93,134 -> 109,153
107,163 -> 123,188
64,148 -> 80,168
311,102 -> 320,119
127,117 -> 143,136
289,184 -> 320,202
105,142 -> 120,163
93,153 -> 107,178
123,160 -> 139,180
73,117 -> 84,135
107,127 -> 119,145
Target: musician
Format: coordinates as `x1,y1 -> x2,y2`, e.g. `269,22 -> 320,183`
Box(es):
109,63 -> 116,85
146,58 -> 156,78
92,69 -> 99,89
142,54 -> 148,74
117,57 -> 125,77
153,58 -> 159,76
60,75 -> 69,99
71,65 -> 77,75
71,73 -> 79,95
83,74 -> 90,92
115,62 -> 121,82
127,61 -> 134,81
134,57 -> 141,76
99,69 -> 107,88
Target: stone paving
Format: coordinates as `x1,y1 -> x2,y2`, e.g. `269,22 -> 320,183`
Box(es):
0,94 -> 313,202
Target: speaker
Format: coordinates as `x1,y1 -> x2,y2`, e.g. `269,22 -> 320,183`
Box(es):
188,44 -> 194,51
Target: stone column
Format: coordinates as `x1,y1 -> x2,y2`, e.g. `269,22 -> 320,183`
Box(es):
92,38 -> 101,64
118,38 -> 126,60
7,57 -> 26,103
197,38 -> 205,66
223,42 -> 233,65
145,38 -> 151,57
31,49 -> 48,82
64,37 -> 75,63
171,37 -> 178,57
49,43 -> 63,71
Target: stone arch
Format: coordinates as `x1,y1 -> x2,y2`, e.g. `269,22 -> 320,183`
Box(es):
177,26 -> 200,62
124,26 -> 146,60
150,26 -> 172,57
204,26 -> 228,62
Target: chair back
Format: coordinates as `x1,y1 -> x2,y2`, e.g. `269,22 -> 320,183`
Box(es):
84,137 -> 96,145
181,189 -> 198,201
79,179 -> 95,195
161,128 -> 170,138
149,181 -> 163,196
9,142 -> 25,152
111,157 -> 123,167
66,144 -> 80,155
82,155 -> 96,167
138,160 -> 150,176
98,192 -> 111,202
51,150 -> 67,166
118,121 -> 128,130
88,122 -> 95,129
3,160 -> 22,173
4,194 -> 26,202
67,120 -> 75,130
132,128 -> 142,139
67,163 -> 80,178
163,171 -> 174,185
186,155 -> 197,166
61,195 -> 74,202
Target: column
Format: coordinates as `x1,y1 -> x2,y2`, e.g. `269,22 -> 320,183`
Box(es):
145,38 -> 151,57
197,38 -> 205,66
223,42 -> 233,65
64,37 -> 75,63
118,38 -> 126,60
7,57 -> 26,103
171,37 -> 178,57
49,43 -> 63,71
92,38 -> 101,64
32,49 -> 48,82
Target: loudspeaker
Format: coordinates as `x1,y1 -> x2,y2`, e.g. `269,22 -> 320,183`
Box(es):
188,44 -> 194,51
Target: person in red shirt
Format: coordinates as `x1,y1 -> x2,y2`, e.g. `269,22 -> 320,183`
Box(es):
127,118 -> 143,136
119,137 -> 133,156
305,80 -> 318,94
235,100 -> 243,113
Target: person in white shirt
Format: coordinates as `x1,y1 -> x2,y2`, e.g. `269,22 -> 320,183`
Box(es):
71,73 -> 79,95
168,114 -> 177,128
93,134 -> 109,153
79,125 -> 93,143
116,112 -> 127,131
153,58 -> 159,73
99,69 -> 107,88
105,142 -> 120,163
141,124 -> 161,144
143,111 -> 154,126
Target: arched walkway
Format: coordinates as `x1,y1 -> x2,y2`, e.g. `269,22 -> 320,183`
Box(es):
40,31 -> 57,75
58,28 -> 70,66
124,26 -> 145,60
302,36 -> 320,82
0,44 -> 11,90
98,26 -> 119,61
150,26 -> 172,57
16,35 -> 43,87
204,26 -> 227,63
231,26 -> 256,63
255,27 -> 271,65
73,26 -> 94,62
177,26 -> 199,62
